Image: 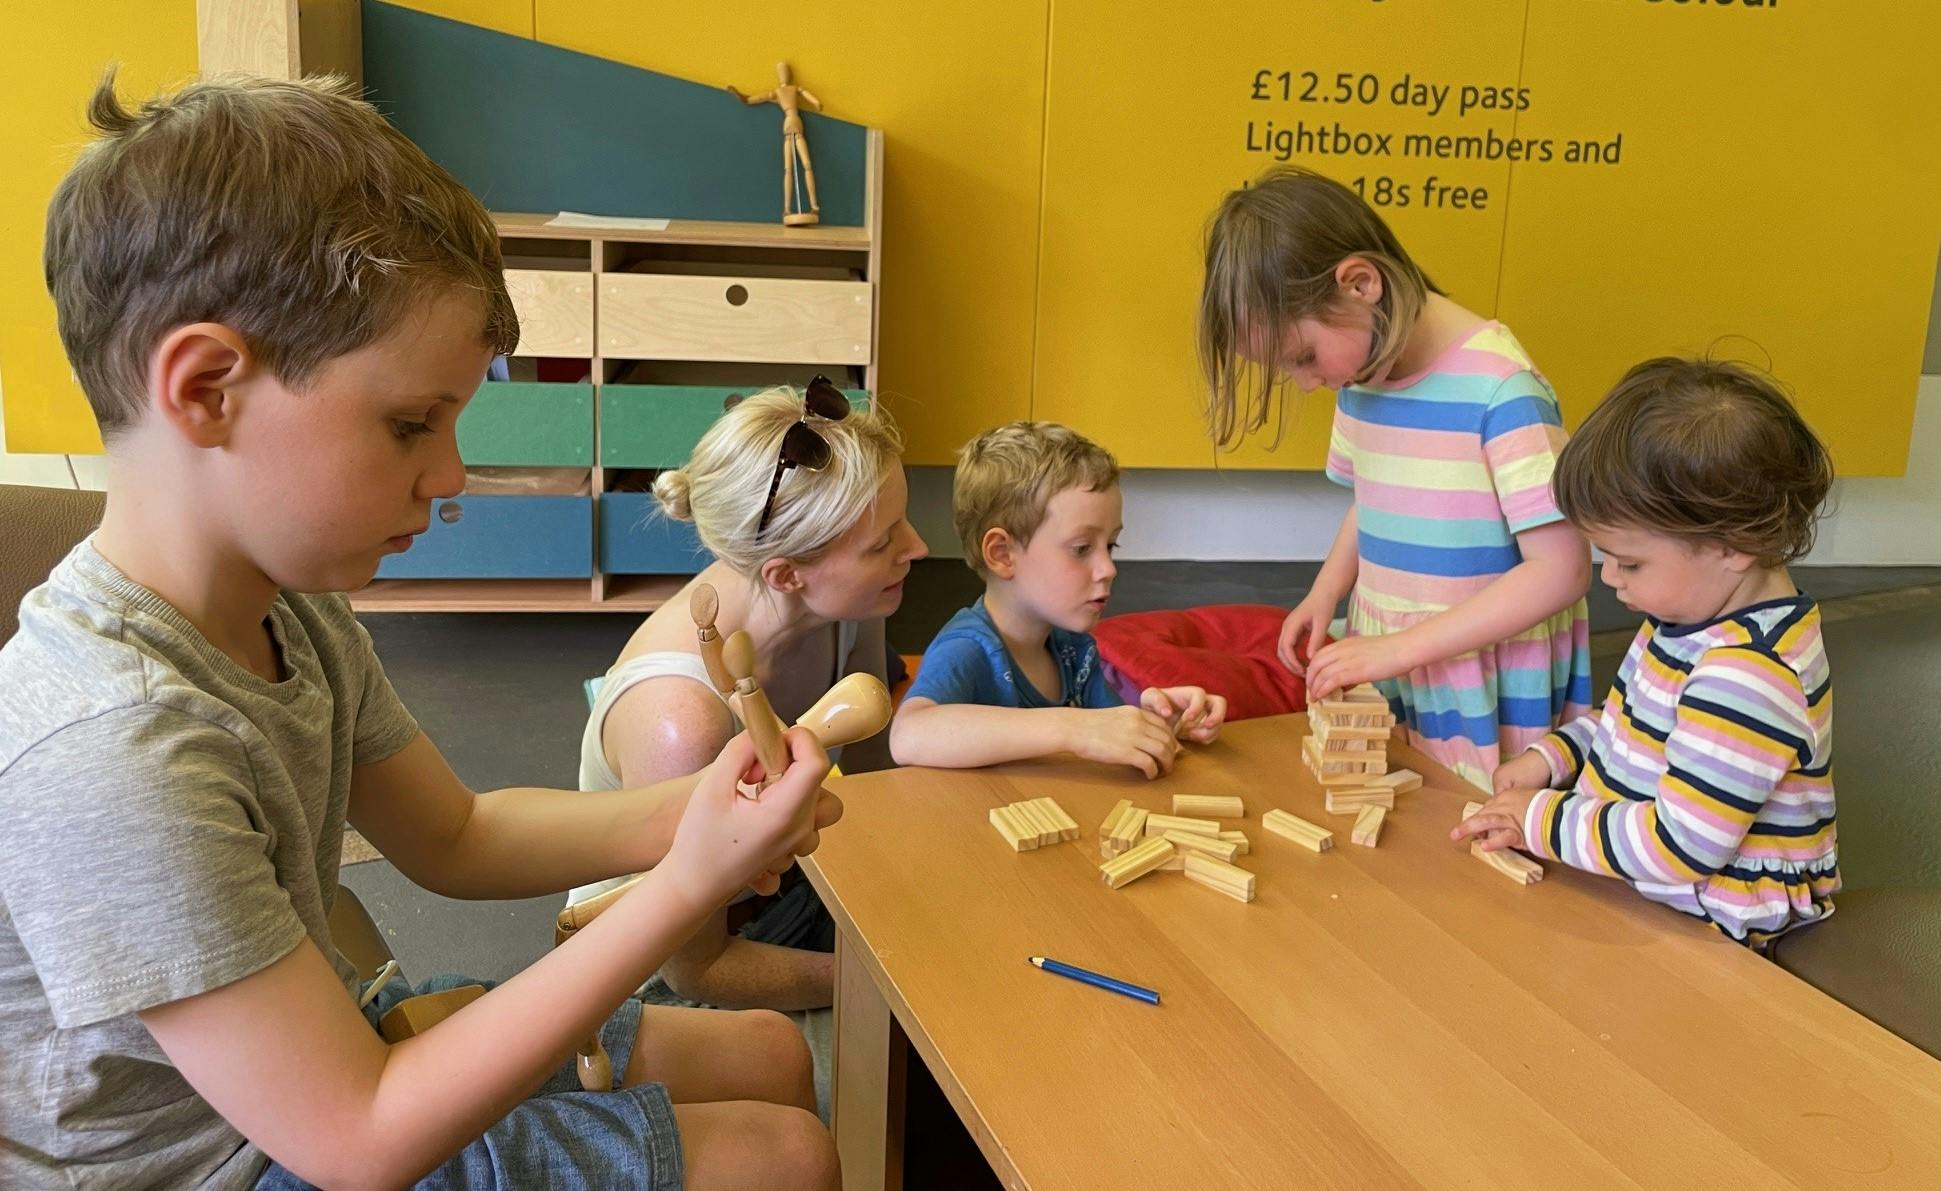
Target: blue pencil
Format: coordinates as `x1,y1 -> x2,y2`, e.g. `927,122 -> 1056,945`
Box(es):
1028,956 -> 1160,1005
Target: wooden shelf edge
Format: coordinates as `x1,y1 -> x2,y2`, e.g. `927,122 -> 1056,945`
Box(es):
493,213 -> 870,251
351,576 -> 686,613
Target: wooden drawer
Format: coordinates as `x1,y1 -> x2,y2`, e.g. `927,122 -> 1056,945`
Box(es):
505,269 -> 594,357
376,496 -> 592,579
598,273 -> 871,365
600,384 -> 869,469
600,492 -> 713,574
458,383 -> 593,467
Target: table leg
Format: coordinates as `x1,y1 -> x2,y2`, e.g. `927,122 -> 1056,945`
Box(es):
832,929 -> 907,1191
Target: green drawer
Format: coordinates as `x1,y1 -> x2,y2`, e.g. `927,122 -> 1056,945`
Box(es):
458,382 -> 594,467
600,385 -> 869,469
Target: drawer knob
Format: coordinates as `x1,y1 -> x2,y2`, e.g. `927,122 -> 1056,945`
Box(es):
724,283 -> 749,307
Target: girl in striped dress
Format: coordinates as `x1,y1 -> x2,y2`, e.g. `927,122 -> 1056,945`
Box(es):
1456,357 -> 1838,944
1198,166 -> 1593,789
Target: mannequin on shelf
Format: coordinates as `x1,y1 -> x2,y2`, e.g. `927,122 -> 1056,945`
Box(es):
727,61 -> 824,226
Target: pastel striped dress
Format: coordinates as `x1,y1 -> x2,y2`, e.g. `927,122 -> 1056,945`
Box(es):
1326,321 -> 1592,789
1522,596 -> 1836,944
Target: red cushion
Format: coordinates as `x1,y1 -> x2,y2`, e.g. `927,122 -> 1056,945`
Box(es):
1093,605 -> 1311,722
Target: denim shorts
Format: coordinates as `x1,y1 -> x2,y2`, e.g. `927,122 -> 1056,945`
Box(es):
256,975 -> 683,1190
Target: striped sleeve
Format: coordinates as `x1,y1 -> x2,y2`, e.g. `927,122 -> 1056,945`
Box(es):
1324,403 -> 1355,489
1530,715 -> 1596,788
1479,371 -> 1569,534
1522,646 -> 1812,881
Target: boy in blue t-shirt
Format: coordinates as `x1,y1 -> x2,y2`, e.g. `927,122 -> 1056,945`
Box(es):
890,422 -> 1226,777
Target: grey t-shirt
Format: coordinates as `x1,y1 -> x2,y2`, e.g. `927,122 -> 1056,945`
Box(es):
0,539 -> 418,1188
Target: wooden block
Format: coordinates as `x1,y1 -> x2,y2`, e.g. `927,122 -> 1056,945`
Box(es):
1371,769 -> 1423,794
1341,682 -> 1388,703
1182,853 -> 1257,903
379,984 -> 485,1042
1100,836 -> 1176,888
1105,804 -> 1149,857
1312,719 -> 1392,744
989,805 -> 1040,852
1472,842 -> 1544,885
1163,830 -> 1242,863
1463,800 -> 1485,819
1013,799 -> 1059,845
1144,813 -> 1221,838
1352,805 -> 1386,847
1172,794 -> 1244,819
1262,809 -> 1333,852
1030,797 -> 1080,842
1099,798 -> 1135,841
1304,736 -> 1390,785
1325,787 -> 1396,815
1218,829 -> 1250,856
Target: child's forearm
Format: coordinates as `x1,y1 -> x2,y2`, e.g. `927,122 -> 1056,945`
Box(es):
429,776 -> 697,899
890,701 -> 1074,768
366,871 -> 711,1183
1394,521 -> 1589,668
1308,507 -> 1361,607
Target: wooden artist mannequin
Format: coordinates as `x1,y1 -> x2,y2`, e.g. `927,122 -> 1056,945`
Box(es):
727,61 -> 823,226
556,660 -> 890,1089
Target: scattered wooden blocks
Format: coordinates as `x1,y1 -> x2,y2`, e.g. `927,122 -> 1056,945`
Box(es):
1182,853 -> 1256,903
1143,813 -> 1221,838
1172,794 -> 1244,819
1100,836 -> 1176,888
990,796 -> 1079,852
1371,769 -> 1422,794
1100,799 -> 1148,859
1351,805 -> 1385,847
1324,786 -> 1396,815
1460,800 -> 1543,883
1163,830 -> 1242,863
1262,808 -> 1334,852
1218,829 -> 1250,856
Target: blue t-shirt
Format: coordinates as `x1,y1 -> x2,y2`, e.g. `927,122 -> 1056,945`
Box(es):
907,598 -> 1123,710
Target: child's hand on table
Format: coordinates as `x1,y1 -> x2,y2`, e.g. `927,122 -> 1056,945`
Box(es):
1449,787 -> 1539,852
1492,750 -> 1552,796
1062,705 -> 1179,779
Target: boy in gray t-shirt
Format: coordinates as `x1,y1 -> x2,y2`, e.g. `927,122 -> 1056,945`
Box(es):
0,74 -> 840,1190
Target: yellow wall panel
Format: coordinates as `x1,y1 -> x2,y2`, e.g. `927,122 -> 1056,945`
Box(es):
528,0 -> 1048,463
0,3 -> 198,453
1032,0 -> 1527,469
1498,0 -> 1941,475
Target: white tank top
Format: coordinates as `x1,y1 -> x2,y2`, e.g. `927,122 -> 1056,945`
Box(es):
571,622 -> 859,905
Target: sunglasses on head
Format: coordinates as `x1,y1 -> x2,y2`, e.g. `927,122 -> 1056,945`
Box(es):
729,375 -> 852,538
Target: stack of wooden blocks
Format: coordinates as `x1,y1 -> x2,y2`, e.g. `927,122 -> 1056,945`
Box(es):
1304,683 -> 1424,848
988,797 -> 1081,852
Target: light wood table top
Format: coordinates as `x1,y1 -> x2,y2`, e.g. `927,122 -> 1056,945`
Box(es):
802,714 -> 1941,1190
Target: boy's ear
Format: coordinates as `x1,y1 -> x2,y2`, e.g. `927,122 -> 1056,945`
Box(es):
981,527 -> 1020,580
149,322 -> 254,449
1334,257 -> 1384,307
760,555 -> 805,595
1717,544 -> 1759,576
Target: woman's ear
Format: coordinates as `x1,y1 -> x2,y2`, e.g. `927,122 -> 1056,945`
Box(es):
759,556 -> 805,594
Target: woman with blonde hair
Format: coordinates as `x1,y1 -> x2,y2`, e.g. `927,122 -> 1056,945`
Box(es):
577,378 -> 927,1015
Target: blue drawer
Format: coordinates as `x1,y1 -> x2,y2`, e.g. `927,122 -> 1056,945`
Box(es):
377,496 -> 592,579
600,492 -> 714,574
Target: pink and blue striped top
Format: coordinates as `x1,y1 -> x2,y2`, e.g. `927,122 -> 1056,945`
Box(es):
1327,321 -> 1592,788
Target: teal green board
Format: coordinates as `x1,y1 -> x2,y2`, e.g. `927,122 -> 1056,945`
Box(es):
361,1 -> 867,227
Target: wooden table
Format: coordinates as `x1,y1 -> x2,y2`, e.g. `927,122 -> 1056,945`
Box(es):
801,715 -> 1941,1190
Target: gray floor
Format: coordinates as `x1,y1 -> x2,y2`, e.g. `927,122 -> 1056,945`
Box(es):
345,560 -> 1941,980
